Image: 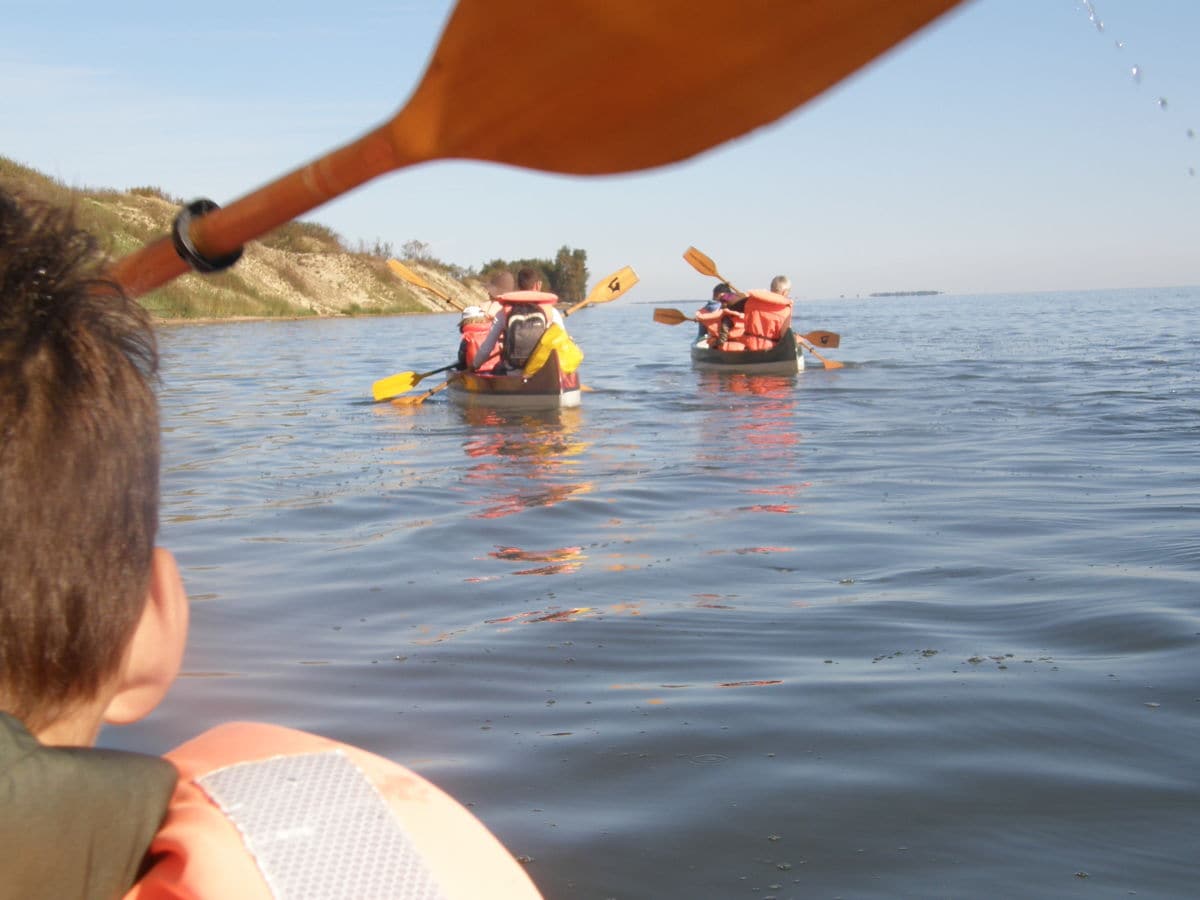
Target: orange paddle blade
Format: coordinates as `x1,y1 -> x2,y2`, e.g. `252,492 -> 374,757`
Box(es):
111,0 -> 964,297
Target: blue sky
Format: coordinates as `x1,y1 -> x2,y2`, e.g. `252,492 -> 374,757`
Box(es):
2,1 -> 1196,301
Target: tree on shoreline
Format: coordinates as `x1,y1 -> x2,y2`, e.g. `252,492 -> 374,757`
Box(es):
478,245 -> 589,302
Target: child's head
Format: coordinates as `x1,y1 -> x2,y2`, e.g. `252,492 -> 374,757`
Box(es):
0,187 -> 186,744
485,270 -> 515,298
458,305 -> 488,330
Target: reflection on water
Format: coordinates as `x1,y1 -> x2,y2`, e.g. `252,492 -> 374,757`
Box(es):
696,371 -> 810,516
457,406 -> 593,521
119,295 -> 1200,899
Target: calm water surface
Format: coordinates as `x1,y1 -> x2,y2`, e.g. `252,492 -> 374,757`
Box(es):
107,287 -> 1200,899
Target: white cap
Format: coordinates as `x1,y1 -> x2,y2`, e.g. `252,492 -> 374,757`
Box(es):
460,306 -> 484,319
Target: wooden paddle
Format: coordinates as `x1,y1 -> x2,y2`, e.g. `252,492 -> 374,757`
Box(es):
387,259 -> 466,310
653,308 -> 840,349
682,249 -> 845,369
393,373 -> 462,406
797,336 -> 844,369
108,0 -> 963,298
372,362 -> 457,402
562,266 -> 639,317
682,247 -> 743,295
803,330 -> 840,349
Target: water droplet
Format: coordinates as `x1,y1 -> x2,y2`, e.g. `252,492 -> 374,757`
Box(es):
1188,167 -> 1195,177
1130,65 -> 1142,84
1114,40 -> 1125,50
1156,96 -> 1168,111
1187,129 -> 1195,139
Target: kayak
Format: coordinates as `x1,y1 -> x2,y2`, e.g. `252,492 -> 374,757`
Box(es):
690,328 -> 805,375
449,349 -> 582,409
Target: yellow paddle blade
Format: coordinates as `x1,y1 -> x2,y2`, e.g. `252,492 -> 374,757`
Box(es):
523,324 -> 584,376
586,265 -> 639,305
563,265 -> 640,316
387,258 -> 452,301
372,370 -> 419,401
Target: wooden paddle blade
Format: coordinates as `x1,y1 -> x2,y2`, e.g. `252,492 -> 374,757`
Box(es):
564,266 -> 640,316
372,370 -> 420,401
683,246 -> 740,293
110,0 -> 963,297
802,330 -> 840,348
797,337 -> 844,370
387,258 -> 460,307
683,247 -> 720,278
387,258 -> 431,291
403,0 -> 965,176
586,265 -> 639,306
653,308 -> 692,326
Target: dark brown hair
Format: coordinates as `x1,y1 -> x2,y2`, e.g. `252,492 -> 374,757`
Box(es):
0,187 -> 160,731
516,267 -> 540,291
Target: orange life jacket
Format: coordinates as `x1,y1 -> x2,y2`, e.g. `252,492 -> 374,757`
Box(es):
495,291 -> 559,369
741,289 -> 793,350
695,306 -> 745,351
461,319 -> 500,372
125,722 -> 542,899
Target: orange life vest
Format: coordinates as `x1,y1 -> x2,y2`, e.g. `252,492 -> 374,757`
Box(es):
495,291 -> 559,369
461,319 -> 500,372
125,722 -> 542,899
695,306 -> 745,351
741,289 -> 793,350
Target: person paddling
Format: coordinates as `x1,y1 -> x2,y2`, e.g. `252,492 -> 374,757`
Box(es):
471,266 -> 567,373
739,275 -> 794,351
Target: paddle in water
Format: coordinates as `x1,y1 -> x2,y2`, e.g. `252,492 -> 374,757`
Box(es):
107,0 -> 964,298
392,373 -> 463,406
682,247 -> 845,369
372,363 -> 458,402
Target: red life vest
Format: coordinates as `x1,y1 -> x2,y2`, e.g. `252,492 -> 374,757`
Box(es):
460,319 -> 500,372
695,306 -> 745,351
741,290 -> 793,350
495,291 -> 559,369
126,722 -> 542,899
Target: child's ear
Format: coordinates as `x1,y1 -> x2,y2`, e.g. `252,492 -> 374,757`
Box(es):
103,548 -> 190,726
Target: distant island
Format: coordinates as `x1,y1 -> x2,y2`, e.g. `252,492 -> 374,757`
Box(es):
869,290 -> 942,297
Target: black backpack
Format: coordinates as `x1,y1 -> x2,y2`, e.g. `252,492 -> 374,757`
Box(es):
502,303 -> 549,368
